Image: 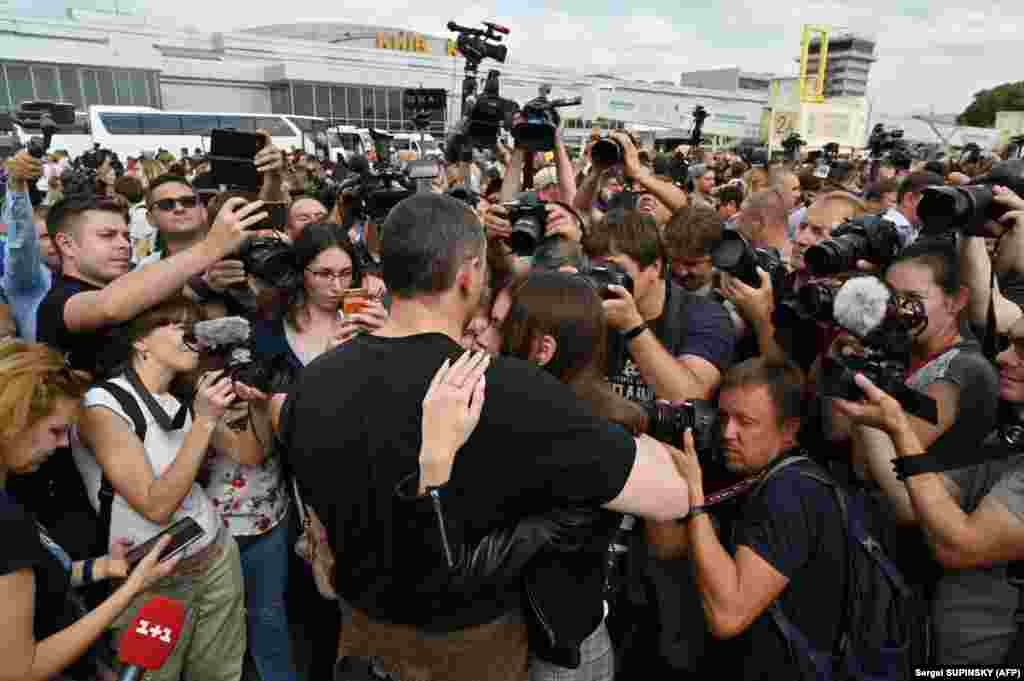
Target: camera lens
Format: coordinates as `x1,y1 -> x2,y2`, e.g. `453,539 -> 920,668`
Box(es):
804,232 -> 867,276
508,216 -> 544,255
592,139 -> 623,166
798,283 -> 835,322
710,231 -> 759,288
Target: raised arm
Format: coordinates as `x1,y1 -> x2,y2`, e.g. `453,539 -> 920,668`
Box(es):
63,198 -> 270,333
3,152 -> 47,294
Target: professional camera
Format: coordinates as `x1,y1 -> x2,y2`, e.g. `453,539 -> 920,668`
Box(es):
342,155 -> 415,222
236,236 -> 300,290
710,229 -> 787,291
803,213 -> 903,276
511,85 -> 581,152
578,261 -> 634,300
818,276 -> 938,423
14,101 -> 76,159
689,105 -> 709,147
917,184 -> 1010,237
781,132 -> 806,162
867,124 -> 907,159
641,399 -> 722,463
187,317 -> 295,396
503,191 -> 549,255
447,21 -> 518,157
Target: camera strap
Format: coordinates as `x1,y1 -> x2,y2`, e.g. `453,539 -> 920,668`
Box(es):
123,367 -> 190,432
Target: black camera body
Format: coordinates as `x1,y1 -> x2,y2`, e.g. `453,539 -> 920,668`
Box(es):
711,229 -> 787,292
511,86 -> 581,152
918,184 -> 1010,237
579,261 -> 634,300
188,317 -> 295,396
503,192 -> 549,255
591,135 -> 624,166
642,399 -> 722,464
804,213 -> 903,276
237,236 -> 300,290
868,124 -> 907,160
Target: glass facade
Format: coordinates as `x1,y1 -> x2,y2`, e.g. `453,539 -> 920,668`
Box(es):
0,60 -> 159,113
269,81 -> 447,134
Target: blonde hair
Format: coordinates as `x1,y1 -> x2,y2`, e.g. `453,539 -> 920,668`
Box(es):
0,340 -> 91,442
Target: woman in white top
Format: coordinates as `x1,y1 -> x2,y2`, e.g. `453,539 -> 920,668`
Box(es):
76,297 -> 268,681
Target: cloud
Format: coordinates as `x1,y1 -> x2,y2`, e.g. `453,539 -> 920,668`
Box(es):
30,0 -> 1016,120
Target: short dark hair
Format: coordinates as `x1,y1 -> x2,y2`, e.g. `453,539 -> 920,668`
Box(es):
897,171 -> 944,205
380,194 -> 485,297
663,204 -> 723,259
720,357 -> 804,426
146,175 -> 194,205
47,195 -> 126,241
114,175 -> 145,204
584,209 -> 665,272
717,184 -> 744,208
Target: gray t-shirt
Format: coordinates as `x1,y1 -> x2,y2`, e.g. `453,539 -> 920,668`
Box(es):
933,452 -> 1024,664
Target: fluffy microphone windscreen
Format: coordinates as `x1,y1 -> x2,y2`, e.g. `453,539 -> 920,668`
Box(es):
833,275 -> 891,339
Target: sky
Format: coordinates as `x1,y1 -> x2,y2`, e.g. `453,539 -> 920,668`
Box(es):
13,0 -> 1024,118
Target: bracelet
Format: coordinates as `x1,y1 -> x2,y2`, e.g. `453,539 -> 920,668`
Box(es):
622,322 -> 649,342
892,454 -> 940,481
684,505 -> 708,522
82,558 -> 95,584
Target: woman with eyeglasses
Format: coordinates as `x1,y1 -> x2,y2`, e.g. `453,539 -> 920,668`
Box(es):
207,222 -> 387,681
0,339 -> 177,681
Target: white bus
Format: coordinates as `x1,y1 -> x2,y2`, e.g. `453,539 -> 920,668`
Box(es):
87,106 -> 332,160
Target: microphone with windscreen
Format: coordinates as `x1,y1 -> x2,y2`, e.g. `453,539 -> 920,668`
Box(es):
117,596 -> 187,681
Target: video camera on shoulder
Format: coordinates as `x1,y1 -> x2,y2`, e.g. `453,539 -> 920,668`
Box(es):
511,85 -> 581,152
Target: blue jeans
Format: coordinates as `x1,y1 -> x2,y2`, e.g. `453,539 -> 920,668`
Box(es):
238,518 -> 299,681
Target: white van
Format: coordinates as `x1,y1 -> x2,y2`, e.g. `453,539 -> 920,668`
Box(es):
327,126 -> 375,164
391,133 -> 441,159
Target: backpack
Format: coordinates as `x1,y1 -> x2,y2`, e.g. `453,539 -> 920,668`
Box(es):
751,455 -> 928,681
91,381 -> 192,552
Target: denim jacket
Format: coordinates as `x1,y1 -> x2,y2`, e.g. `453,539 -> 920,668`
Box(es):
2,187 -> 52,340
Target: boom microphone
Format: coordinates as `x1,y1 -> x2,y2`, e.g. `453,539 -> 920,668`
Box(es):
117,596 -> 187,681
191,316 -> 252,350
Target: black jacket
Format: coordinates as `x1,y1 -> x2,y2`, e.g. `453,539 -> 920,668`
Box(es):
393,473 -> 616,668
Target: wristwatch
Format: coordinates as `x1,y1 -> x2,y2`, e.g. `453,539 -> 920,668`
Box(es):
891,454 -> 938,481
622,322 -> 649,342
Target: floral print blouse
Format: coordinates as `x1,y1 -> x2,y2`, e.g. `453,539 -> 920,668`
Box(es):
202,414 -> 289,537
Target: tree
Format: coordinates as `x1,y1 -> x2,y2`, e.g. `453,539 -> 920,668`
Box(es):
958,81 -> 1024,128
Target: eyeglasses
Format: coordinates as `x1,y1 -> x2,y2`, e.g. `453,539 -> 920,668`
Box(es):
306,267 -> 353,283
151,196 -> 199,212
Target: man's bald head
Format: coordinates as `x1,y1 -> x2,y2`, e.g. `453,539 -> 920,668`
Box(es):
288,197 -> 328,240
736,189 -> 789,249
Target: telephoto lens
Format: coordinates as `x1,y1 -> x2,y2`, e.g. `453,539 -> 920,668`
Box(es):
917,184 -> 1009,237
591,137 -> 623,166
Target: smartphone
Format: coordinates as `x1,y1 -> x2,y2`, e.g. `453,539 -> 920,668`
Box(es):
209,129 -> 265,192
124,517 -> 205,568
249,201 -> 288,231
342,288 -> 370,315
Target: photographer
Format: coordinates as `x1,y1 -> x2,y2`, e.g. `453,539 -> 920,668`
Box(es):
285,196 -> 327,242
0,339 -> 179,681
835,345 -> 1024,664
657,358 -> 848,681
3,150 -> 59,341
282,194 -> 693,681
501,127 -> 576,206
585,210 -> 735,402
74,298 -> 262,681
663,204 -> 722,296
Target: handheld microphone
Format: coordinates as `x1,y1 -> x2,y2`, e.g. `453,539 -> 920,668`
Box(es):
117,596 -> 187,681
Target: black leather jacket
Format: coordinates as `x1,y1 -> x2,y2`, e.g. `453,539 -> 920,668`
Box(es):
394,472 -> 615,669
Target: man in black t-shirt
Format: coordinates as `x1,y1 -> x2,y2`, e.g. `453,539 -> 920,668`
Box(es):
21,193 -> 272,559
584,209 -> 735,403
283,194 -> 693,680
664,358 -> 846,680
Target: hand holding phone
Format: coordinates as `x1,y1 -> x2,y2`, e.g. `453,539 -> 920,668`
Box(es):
124,517 -> 205,569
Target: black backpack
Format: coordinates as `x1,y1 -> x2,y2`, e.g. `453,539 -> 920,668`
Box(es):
751,455 -> 929,681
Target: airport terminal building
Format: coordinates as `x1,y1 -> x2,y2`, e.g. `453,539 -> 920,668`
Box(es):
0,9 -> 768,146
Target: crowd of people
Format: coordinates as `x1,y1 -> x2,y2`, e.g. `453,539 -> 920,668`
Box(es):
1,117 -> 1024,681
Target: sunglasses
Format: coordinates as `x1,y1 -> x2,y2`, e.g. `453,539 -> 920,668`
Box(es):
151,196 -> 199,212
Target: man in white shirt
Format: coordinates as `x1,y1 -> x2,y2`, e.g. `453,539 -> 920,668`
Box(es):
883,171 -> 944,245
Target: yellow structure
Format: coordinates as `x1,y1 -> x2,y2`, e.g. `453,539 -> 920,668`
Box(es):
798,25 -> 830,103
